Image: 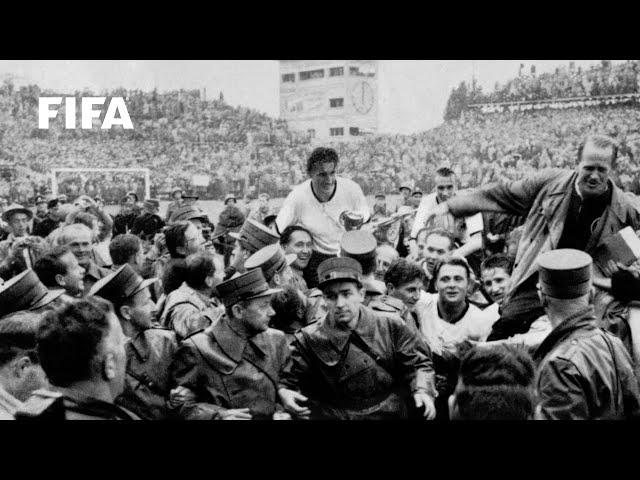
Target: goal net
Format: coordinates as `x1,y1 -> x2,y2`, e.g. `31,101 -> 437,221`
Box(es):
50,168 -> 151,206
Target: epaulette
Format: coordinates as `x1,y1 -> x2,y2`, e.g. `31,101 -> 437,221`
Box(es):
14,389 -> 66,420
370,295 -> 405,313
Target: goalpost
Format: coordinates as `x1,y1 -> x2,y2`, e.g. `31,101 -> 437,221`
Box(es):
50,168 -> 151,201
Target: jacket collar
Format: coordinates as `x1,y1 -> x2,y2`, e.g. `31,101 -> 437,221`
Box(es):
84,261 -> 103,281
533,306 -> 596,363
316,305 -> 369,352
127,330 -> 150,362
210,316 -> 249,362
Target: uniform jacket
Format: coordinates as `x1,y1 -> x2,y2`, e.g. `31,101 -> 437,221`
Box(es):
533,306 -> 640,420
158,282 -> 223,340
279,305 -> 436,420
170,317 -> 289,420
115,326 -> 179,420
447,169 -> 640,304
82,261 -> 111,297
132,211 -> 165,241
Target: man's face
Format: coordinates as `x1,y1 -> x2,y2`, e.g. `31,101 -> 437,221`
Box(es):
435,174 -> 456,203
36,203 -> 47,215
173,191 -> 182,201
424,234 -> 453,274
375,246 -> 399,280
9,213 -> 30,237
225,199 -> 236,206
59,251 -> 85,296
481,267 -> 511,307
104,312 -> 128,398
284,230 -> 312,270
323,281 -> 363,329
400,188 -> 411,200
240,295 -> 275,335
389,278 -> 423,311
436,264 -> 469,307
67,228 -> 93,267
374,197 -> 385,207
576,142 -> 613,199
309,161 -> 337,197
411,194 -> 422,207
183,224 -> 206,256
125,287 -> 155,331
126,195 -> 136,206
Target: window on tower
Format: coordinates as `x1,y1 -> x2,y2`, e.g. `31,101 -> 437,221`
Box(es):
329,98 -> 344,108
330,67 -> 344,77
300,69 -> 325,81
349,127 -> 360,136
282,73 -> 295,83
330,127 -> 344,137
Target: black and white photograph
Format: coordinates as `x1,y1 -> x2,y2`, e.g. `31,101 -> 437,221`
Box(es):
1,59 -> 640,421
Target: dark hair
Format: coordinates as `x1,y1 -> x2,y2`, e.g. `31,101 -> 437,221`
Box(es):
0,311 -> 42,367
454,344 -> 536,420
435,167 -> 456,178
384,258 -> 425,288
33,245 -> 73,288
424,228 -> 456,250
184,252 -> 216,290
109,234 -> 141,266
37,297 -> 114,387
577,134 -> 619,168
433,256 -> 471,282
480,253 -> 514,276
306,147 -> 339,174
165,221 -> 191,258
279,225 -> 312,247
270,285 -> 306,332
72,211 -> 98,230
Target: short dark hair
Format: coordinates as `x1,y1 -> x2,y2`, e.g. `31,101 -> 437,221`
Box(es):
577,134 -> 619,167
109,234 -> 141,266
279,225 -> 312,247
433,256 -> 471,282
165,221 -> 191,258
0,311 -> 42,367
33,245 -> 72,288
454,344 -> 536,420
306,147 -> 339,174
424,228 -> 456,250
270,285 -> 306,332
184,252 -> 216,290
37,297 -> 114,387
384,258 -> 425,288
71,211 -> 98,230
480,253 -> 514,276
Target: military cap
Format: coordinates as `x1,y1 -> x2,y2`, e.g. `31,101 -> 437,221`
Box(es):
363,279 -> 387,296
47,199 -> 59,209
258,193 -> 270,201
412,190 -> 423,197
143,198 -> 161,210
370,294 -> 406,314
171,186 -> 183,195
88,264 -> 158,306
0,270 -> 64,319
223,194 -> 236,204
398,184 -> 412,193
340,230 -> 377,267
374,193 -> 386,200
169,204 -> 209,224
126,191 -> 139,202
229,218 -> 279,254
537,249 -> 593,299
2,203 -> 33,222
263,214 -> 278,227
216,268 -> 282,308
317,257 -> 363,289
34,195 -> 47,205
244,244 -> 297,283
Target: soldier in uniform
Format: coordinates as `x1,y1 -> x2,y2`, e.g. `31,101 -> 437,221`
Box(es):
244,243 -> 298,289
533,249 -> 640,420
132,199 -> 165,242
89,264 -> 180,420
278,257 -> 437,420
170,268 -> 288,420
225,218 -> 280,280
0,269 -> 65,320
16,296 -> 138,420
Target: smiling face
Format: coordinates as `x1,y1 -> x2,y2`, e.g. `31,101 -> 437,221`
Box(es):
388,278 -> 423,311
423,233 -> 454,275
436,264 -> 469,307
284,230 -> 313,270
576,140 -> 614,199
310,161 -> 337,198
435,174 -> 456,203
481,267 -> 511,307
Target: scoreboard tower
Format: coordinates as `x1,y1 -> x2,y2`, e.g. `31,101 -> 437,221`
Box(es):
279,60 -> 379,142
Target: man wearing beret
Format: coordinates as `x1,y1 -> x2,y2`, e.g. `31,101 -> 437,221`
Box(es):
275,147 -> 370,289
278,257 -> 437,420
424,135 -> 640,342
170,268 -> 289,420
533,249 -> 640,420
89,264 -> 180,420
131,199 -> 165,242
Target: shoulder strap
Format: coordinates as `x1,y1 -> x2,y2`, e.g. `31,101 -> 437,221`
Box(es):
349,330 -> 394,379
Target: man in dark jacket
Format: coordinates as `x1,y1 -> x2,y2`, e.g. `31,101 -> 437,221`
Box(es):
533,249 -> 640,420
278,257 -> 437,420
132,199 -> 165,242
170,268 -> 287,420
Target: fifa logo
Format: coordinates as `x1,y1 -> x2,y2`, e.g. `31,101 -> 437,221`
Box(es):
38,97 -> 133,129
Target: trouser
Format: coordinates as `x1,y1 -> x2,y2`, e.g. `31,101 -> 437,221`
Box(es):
303,250 -> 337,289
487,274 -> 545,341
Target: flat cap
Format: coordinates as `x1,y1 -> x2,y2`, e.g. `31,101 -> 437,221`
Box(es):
244,244 -> 297,283
317,257 -> 363,289
216,268 -> 282,308
229,218 -> 279,254
88,264 -> 158,306
223,194 -> 236,204
537,249 -> 593,299
34,195 -> 47,205
0,270 -> 64,318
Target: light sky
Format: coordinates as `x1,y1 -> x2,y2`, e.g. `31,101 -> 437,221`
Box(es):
0,60 -> 616,134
